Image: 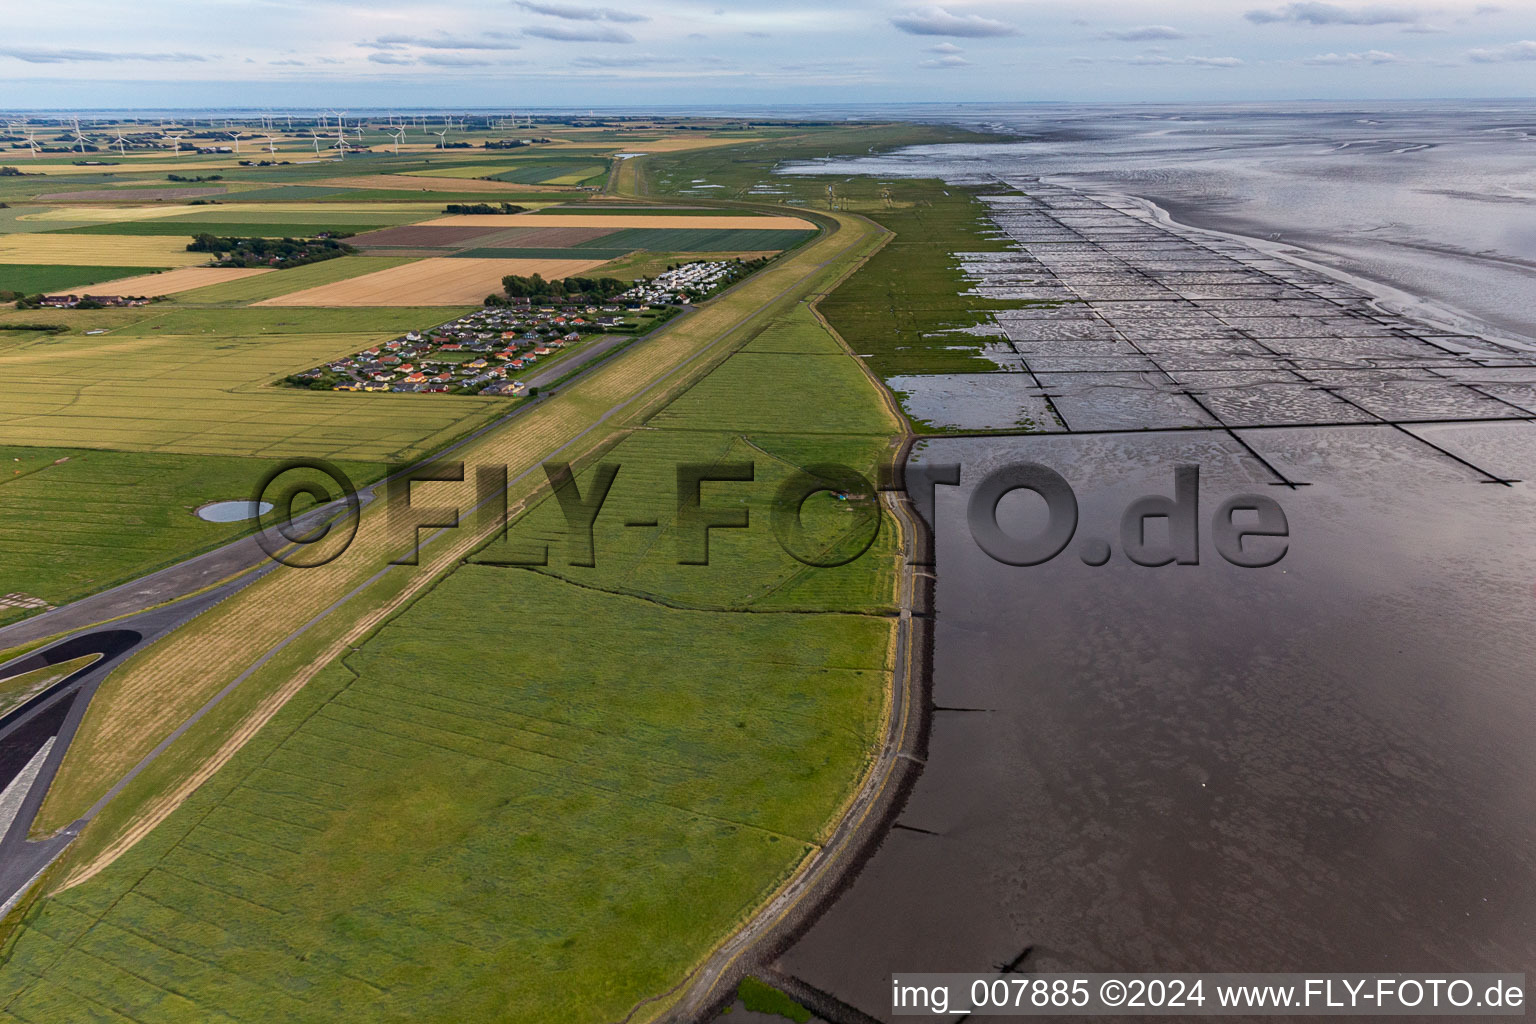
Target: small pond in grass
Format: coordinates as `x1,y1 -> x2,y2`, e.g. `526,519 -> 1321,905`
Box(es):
195,500 -> 272,523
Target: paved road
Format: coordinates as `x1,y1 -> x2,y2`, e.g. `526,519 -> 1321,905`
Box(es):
0,570 -> 269,913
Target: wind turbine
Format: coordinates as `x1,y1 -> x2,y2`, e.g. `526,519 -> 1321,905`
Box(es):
166,132 -> 186,158
22,130 -> 39,158
113,129 -> 129,156
433,128 -> 448,150
333,125 -> 351,158
389,127 -> 406,153
227,130 -> 244,154
262,133 -> 277,155
310,131 -> 324,156
70,117 -> 89,153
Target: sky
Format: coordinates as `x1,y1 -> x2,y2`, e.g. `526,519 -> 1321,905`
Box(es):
3,0 -> 1535,109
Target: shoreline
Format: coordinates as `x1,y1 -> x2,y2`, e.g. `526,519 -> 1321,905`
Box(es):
1106,187 -> 1536,357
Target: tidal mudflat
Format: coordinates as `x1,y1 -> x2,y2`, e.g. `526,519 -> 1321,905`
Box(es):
771,180 -> 1536,1021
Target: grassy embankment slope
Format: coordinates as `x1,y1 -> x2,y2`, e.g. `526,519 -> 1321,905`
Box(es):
0,136 -> 902,1019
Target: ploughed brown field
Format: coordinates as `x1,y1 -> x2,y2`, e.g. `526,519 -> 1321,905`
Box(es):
347,225 -> 513,249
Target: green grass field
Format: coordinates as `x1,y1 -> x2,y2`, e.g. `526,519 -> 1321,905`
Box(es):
485,161 -> 607,186
574,227 -> 814,252
0,292 -> 902,1022
815,180 -> 1025,376
0,326 -> 501,460
0,265 -> 170,294
0,569 -> 888,1023
529,206 -> 736,217
0,446 -> 380,614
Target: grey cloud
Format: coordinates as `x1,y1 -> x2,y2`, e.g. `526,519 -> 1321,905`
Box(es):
0,46 -> 209,63
524,24 -> 636,42
572,53 -> 675,67
419,53 -> 495,66
1098,25 -> 1186,41
926,42 -> 965,53
369,32 -> 521,50
1467,39 -> 1536,61
1082,53 -> 1244,67
890,5 -> 1018,38
1245,3 -> 1421,25
367,52 -> 415,65
514,1 -> 647,22
1304,48 -> 1408,62
918,54 -> 972,68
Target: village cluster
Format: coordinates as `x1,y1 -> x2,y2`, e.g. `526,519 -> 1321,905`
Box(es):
287,261 -> 751,398
31,294 -> 151,308
287,303 -> 643,396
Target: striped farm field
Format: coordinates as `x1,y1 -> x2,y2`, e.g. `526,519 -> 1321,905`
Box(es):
422,213 -> 817,230
173,256 -> 418,304
253,256 -> 613,307
85,266 -> 273,295
0,233 -> 208,266
0,329 -> 504,460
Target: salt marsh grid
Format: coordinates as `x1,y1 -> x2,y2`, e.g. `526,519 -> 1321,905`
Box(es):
924,180 -> 1536,487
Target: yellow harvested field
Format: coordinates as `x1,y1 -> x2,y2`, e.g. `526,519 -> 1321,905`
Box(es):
253,256 -> 611,306
22,205 -> 218,223
421,213 -> 818,230
22,201 -> 452,223
84,266 -> 272,295
0,234 -> 208,267
316,174 -> 572,193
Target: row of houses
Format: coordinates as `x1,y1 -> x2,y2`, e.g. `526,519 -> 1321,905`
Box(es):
38,294 -> 150,308
291,303 -> 637,397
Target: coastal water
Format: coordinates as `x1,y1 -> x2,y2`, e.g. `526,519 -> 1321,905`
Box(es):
784,101 -> 1536,348
785,427 -> 1536,1017
772,104 -> 1536,1020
